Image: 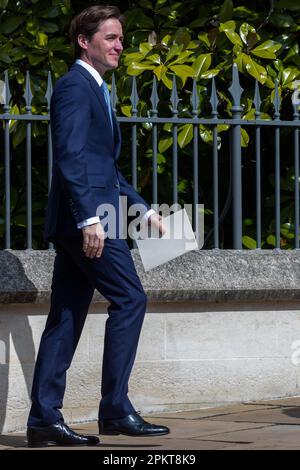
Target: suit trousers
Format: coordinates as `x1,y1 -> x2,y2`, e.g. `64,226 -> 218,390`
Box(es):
28,236 -> 147,427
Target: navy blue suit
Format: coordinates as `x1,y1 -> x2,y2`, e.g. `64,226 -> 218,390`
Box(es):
28,63 -> 150,426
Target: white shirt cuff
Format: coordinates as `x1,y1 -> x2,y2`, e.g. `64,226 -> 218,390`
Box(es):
141,209 -> 156,225
77,216 -> 100,229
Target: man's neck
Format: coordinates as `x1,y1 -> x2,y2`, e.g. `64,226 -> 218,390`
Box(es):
78,56 -> 106,78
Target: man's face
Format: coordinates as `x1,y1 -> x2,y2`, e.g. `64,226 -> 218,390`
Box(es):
80,18 -> 123,75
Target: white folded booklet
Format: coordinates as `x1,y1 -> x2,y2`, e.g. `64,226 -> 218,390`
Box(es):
136,209 -> 198,271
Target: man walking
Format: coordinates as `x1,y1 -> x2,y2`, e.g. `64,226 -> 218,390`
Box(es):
27,5 -> 169,447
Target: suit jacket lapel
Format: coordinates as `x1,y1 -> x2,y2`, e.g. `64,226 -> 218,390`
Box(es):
71,63 -> 112,130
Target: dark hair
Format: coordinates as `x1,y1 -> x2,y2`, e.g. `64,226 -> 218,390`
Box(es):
69,5 -> 124,58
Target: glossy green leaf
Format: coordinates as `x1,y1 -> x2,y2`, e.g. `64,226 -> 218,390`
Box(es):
36,32 -> 48,47
220,0 -> 233,22
241,128 -> 249,147
161,70 -> 173,89
0,16 -> 25,34
273,59 -> 283,72
157,153 -> 166,164
26,18 -> 39,36
145,53 -> 161,65
39,21 -> 59,33
28,53 -> 44,65
242,236 -> 257,249
48,38 -> 69,51
243,109 -> 255,120
0,51 -> 11,63
177,180 -> 188,192
266,64 -> 278,78
284,43 -> 300,66
127,62 -> 154,75
161,34 -> 171,46
224,29 -> 243,46
239,23 -> 257,45
139,42 -> 153,56
50,58 -> 68,75
219,20 -> 236,32
199,125 -> 213,144
217,124 -> 230,133
168,50 -> 193,66
200,69 -> 220,79
244,55 -> 267,84
154,64 -> 167,81
178,124 -> 193,148
9,105 -> 20,130
158,134 -> 173,153
192,53 -> 211,80
281,68 -> 300,87
16,72 -> 25,84
163,123 -> 172,132
165,44 -> 181,63
121,105 -> 131,117
251,40 -> 281,59
187,41 -> 199,50
168,65 -> 195,83
280,223 -> 294,237
197,32 -> 210,48
267,234 -> 276,247
123,52 -> 144,65
235,52 -> 248,73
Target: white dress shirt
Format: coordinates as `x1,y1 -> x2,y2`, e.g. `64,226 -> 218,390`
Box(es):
74,59 -> 155,229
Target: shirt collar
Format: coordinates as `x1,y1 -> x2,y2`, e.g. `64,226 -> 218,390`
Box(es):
75,59 -> 103,87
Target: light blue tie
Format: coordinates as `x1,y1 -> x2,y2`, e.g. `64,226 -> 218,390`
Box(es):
101,81 -> 113,131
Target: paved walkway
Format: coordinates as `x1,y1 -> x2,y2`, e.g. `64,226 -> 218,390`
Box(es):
1,397 -> 300,450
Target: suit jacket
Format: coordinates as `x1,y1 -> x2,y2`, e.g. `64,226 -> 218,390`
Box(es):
44,63 -> 150,241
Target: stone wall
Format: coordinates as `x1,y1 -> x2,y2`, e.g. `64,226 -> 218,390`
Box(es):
1,249 -> 300,432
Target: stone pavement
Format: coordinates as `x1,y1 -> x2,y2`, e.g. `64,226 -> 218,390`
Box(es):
1,397 -> 300,450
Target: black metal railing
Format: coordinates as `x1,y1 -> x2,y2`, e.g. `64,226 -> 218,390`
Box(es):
0,65 -> 299,250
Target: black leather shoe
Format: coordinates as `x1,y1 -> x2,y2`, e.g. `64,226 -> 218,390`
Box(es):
99,413 -> 170,436
27,421 -> 100,447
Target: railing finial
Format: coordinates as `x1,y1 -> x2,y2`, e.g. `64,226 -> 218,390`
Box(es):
170,75 -> 179,115
229,63 -> 243,109
273,79 -> 281,120
150,75 -> 159,115
210,77 -> 218,117
23,70 -> 33,113
253,80 -> 261,117
130,76 -> 139,116
111,73 -> 118,113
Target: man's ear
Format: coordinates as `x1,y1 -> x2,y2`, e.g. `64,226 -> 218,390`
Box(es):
77,34 -> 89,50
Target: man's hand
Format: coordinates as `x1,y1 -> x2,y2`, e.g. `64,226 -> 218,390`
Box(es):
148,213 -> 167,236
82,222 -> 105,258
